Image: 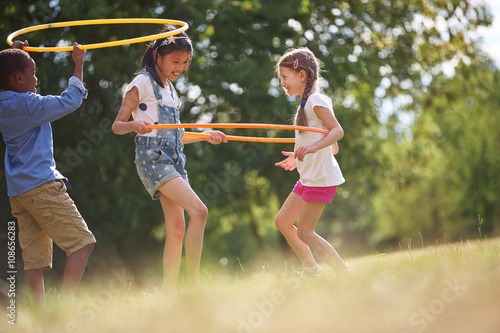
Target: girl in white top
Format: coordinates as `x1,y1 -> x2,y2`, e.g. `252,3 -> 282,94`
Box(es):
274,47 -> 348,276
112,25 -> 227,292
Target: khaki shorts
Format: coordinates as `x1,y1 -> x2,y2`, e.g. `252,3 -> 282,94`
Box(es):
10,179 -> 96,270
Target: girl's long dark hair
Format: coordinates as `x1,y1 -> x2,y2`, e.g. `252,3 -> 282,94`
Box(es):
141,24 -> 193,88
276,47 -> 322,128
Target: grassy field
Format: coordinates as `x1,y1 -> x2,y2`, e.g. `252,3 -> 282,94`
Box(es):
5,237 -> 500,333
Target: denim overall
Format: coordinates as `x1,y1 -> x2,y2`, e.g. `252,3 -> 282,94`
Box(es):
134,71 -> 187,200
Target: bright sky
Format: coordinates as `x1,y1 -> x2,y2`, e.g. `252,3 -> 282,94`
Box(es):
479,0 -> 500,68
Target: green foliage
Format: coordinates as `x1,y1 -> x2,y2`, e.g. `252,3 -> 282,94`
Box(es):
369,58 -> 500,249
1,0 -> 499,274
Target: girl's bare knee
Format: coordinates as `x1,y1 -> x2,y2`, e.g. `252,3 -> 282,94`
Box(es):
274,216 -> 285,231
190,203 -> 208,222
297,229 -> 314,244
274,214 -> 295,233
199,204 -> 208,220
167,222 -> 186,240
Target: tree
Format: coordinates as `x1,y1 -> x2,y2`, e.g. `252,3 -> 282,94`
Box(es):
372,57 -> 500,246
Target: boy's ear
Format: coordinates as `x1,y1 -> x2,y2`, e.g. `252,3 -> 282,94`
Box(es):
14,71 -> 23,84
5,72 -> 22,90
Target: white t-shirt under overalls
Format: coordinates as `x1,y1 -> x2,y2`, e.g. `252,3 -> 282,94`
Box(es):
126,74 -> 181,137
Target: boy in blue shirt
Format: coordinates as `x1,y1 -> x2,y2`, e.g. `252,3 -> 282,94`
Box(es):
0,41 -> 96,307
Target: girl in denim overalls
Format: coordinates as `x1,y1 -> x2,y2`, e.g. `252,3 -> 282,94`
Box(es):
112,26 -> 226,292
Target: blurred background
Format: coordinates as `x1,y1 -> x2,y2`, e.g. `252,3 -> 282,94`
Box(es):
1,0 -> 499,286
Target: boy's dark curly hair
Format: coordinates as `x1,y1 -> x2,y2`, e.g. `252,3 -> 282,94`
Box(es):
0,48 -> 31,90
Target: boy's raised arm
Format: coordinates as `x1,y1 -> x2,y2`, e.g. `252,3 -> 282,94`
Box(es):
71,43 -> 85,83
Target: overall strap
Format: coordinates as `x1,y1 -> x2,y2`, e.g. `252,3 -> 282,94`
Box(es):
138,70 -> 163,102
166,80 -> 178,105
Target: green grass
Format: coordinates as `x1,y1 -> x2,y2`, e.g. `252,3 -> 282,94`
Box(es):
6,238 -> 500,333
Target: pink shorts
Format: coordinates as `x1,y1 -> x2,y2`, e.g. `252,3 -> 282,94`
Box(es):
292,181 -> 338,203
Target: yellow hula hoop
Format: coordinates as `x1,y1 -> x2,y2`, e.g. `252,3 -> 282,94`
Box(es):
148,123 -> 329,143
7,18 -> 189,52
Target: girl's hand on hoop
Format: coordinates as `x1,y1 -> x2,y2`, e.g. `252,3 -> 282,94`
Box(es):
275,151 -> 297,171
133,121 -> 153,135
205,131 -> 227,145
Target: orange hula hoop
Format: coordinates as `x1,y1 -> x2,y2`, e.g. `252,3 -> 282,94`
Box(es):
147,123 -> 328,143
183,132 -> 295,143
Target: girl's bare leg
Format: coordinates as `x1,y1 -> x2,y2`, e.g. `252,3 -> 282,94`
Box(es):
159,177 -> 208,287
275,192 -> 317,269
159,194 -> 185,291
296,200 -> 346,272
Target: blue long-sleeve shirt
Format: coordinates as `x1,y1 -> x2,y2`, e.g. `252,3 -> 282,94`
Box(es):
0,77 -> 87,196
